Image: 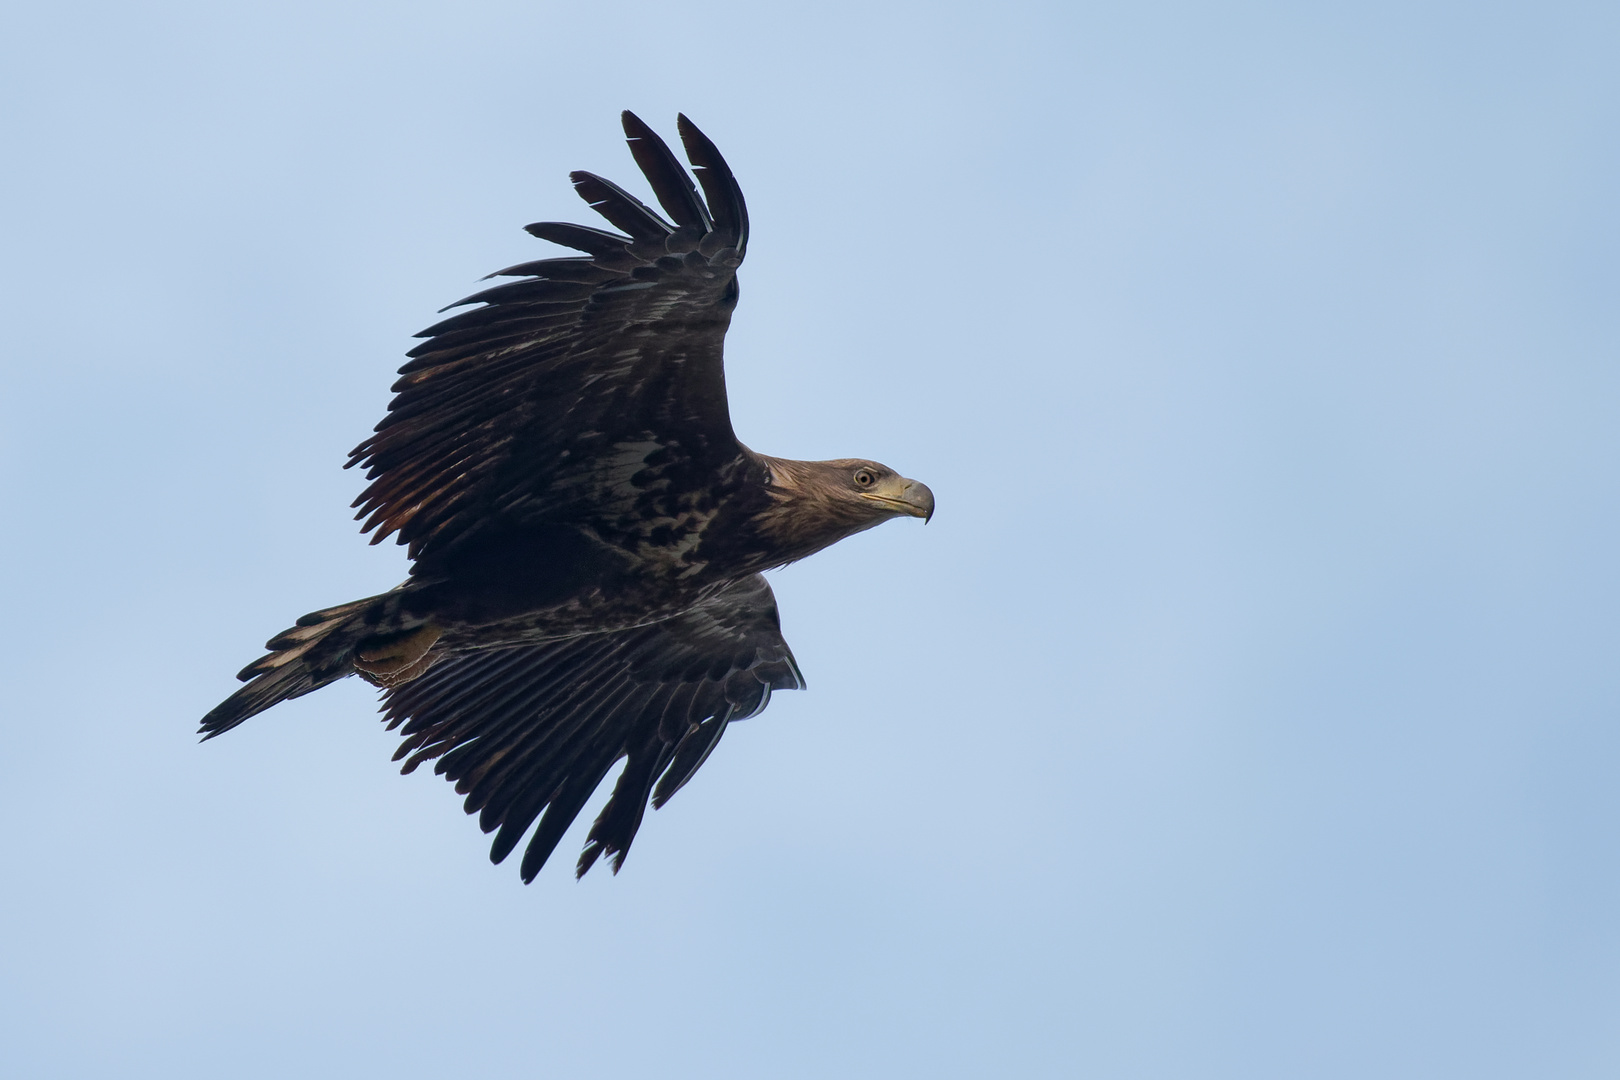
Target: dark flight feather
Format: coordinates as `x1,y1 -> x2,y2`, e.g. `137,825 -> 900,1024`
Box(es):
567,171 -> 673,241
677,114 -> 747,252
621,110 -> 712,231
521,221 -> 630,256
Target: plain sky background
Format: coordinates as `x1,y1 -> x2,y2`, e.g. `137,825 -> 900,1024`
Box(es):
2,1 -> 1617,1077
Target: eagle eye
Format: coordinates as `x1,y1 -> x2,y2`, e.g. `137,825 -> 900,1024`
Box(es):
853,469 -> 876,488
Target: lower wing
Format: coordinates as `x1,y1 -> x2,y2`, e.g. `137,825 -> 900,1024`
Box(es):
380,574 -> 804,881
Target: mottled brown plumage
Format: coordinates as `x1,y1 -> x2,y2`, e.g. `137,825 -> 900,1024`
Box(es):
200,113 -> 933,882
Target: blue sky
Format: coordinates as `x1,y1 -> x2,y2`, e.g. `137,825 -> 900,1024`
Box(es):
2,1 -> 1617,1076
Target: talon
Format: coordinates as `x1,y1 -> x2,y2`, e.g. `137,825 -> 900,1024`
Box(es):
354,623 -> 442,686
357,649 -> 440,688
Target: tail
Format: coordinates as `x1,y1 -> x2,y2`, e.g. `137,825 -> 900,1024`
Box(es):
199,594 -> 397,739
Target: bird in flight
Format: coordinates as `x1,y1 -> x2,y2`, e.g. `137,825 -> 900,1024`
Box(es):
201,112 -> 933,882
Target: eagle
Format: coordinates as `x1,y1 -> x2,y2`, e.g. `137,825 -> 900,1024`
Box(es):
200,112 -> 934,883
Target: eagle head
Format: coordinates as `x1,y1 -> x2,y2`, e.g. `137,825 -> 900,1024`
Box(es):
753,455 -> 934,563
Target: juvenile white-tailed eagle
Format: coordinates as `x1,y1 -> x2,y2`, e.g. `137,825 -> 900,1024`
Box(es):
201,112 -> 933,882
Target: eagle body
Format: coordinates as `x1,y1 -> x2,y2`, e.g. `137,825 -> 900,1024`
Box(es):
202,114 -> 932,882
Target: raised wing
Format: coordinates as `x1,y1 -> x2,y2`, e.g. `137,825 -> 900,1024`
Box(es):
380,575 -> 804,881
347,112 -> 751,563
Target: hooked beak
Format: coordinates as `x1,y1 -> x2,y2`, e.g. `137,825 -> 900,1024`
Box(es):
862,477 -> 935,523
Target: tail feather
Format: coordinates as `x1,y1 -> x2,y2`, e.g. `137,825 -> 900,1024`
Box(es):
200,594 -> 396,740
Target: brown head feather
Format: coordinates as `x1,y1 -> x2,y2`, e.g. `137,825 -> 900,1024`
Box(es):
750,455 -> 932,566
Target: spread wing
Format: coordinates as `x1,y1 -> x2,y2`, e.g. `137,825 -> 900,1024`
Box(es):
347,111 -> 751,563
380,575 -> 804,881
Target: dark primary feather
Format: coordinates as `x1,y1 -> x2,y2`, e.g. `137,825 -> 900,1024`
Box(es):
345,111 -> 751,563
380,575 -> 804,880
677,114 -> 747,251
622,111 -> 712,231
567,171 -> 672,241
521,221 -> 628,256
